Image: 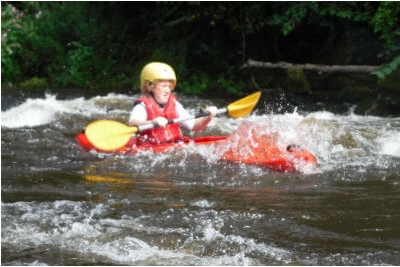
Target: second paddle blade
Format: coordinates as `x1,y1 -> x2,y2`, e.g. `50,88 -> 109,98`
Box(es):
227,91 -> 261,118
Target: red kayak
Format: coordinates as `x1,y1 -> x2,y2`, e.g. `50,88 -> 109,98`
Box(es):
76,124 -> 317,173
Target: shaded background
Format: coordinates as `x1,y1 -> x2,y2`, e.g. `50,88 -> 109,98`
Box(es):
2,1 -> 400,115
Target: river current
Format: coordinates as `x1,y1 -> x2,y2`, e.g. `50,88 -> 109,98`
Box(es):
1,92 -> 400,265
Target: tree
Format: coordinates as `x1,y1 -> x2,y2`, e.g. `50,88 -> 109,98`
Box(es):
2,2 -> 399,91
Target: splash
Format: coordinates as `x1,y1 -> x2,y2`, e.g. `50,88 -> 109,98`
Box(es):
377,131 -> 400,157
216,121 -> 318,173
239,111 -> 400,171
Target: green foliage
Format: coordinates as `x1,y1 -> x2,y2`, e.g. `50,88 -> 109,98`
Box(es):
1,3 -> 24,83
1,2 -> 124,89
63,42 -> 95,87
371,2 -> 400,61
179,73 -> 242,95
267,1 -> 399,78
2,2 -> 399,93
373,56 -> 400,79
19,76 -> 48,89
180,74 -> 210,94
286,67 -> 311,94
368,2 -> 399,79
269,2 -> 313,36
217,76 -> 241,94
268,2 -> 369,35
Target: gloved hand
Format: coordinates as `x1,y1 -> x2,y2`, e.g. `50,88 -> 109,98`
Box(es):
153,116 -> 168,127
205,106 -> 218,117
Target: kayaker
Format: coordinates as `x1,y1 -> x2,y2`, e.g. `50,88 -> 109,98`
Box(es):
129,62 -> 218,145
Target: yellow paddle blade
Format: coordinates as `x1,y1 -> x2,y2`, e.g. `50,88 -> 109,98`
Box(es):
85,120 -> 139,151
227,91 -> 261,118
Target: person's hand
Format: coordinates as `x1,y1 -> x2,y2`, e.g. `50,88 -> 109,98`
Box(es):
205,106 -> 218,117
153,116 -> 168,127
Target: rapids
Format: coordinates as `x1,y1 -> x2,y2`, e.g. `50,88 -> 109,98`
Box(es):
2,92 -> 399,265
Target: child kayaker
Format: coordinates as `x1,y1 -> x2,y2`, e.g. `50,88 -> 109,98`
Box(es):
129,62 -> 218,145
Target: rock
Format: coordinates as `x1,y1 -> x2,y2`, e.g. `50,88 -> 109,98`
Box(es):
19,77 -> 48,89
286,67 -> 311,94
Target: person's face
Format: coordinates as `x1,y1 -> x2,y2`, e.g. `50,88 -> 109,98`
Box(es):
152,80 -> 174,104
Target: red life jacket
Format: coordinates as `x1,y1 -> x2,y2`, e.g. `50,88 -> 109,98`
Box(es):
134,94 -> 183,145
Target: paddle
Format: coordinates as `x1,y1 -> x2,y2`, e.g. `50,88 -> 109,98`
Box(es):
85,91 -> 261,151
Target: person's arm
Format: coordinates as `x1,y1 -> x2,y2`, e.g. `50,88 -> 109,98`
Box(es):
176,102 -> 195,130
192,106 -> 217,132
177,102 -> 217,132
128,103 -> 147,125
129,103 -> 168,127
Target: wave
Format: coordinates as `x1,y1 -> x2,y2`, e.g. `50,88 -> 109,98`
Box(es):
1,93 -> 135,128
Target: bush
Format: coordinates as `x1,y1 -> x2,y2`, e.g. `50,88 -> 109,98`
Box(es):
19,77 -> 48,89
1,3 -> 24,83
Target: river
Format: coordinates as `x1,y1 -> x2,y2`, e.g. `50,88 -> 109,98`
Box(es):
1,92 -> 400,265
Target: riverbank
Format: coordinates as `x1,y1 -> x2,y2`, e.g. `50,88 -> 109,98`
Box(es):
240,67 -> 400,117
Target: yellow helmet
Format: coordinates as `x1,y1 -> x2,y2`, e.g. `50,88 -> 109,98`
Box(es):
140,62 -> 176,88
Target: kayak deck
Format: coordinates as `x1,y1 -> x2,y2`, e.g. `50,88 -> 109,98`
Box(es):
76,128 -> 317,173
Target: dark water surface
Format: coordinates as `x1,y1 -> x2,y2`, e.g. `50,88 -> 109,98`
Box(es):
2,93 -> 400,265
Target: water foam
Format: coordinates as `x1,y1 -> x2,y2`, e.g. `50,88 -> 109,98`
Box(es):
1,94 -> 88,128
377,131 -> 400,157
2,199 -> 294,265
1,93 -> 136,128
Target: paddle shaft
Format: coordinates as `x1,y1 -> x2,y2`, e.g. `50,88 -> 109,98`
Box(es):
137,108 -> 227,132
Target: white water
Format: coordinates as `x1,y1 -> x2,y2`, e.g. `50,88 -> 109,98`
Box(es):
1,93 -> 133,128
2,93 -> 399,265
2,93 -> 399,163
2,93 -> 400,177
1,200 -> 291,265
1,93 -> 400,148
